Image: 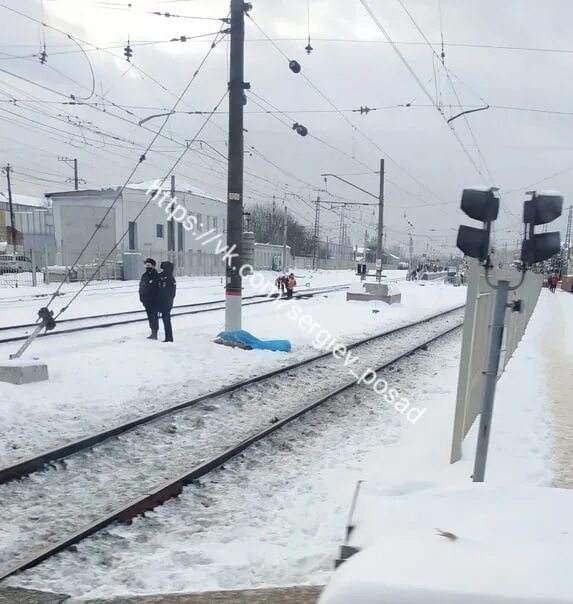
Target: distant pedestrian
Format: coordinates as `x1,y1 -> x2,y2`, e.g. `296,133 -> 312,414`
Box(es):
275,275 -> 285,295
159,260 -> 176,342
139,258 -> 160,339
549,271 -> 559,293
411,269 -> 417,281
286,272 -> 297,298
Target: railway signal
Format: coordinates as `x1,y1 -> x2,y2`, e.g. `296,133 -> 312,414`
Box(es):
456,187 -> 500,262
455,184 -> 564,482
520,191 -> 563,265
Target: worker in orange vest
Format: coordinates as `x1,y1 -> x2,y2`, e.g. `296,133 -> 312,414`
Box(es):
286,273 -> 297,298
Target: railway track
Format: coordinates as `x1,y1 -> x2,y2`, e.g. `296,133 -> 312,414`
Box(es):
0,284 -> 350,345
0,305 -> 464,582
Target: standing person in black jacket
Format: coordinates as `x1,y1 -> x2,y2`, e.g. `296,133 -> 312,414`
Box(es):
158,260 -> 176,342
139,258 -> 160,340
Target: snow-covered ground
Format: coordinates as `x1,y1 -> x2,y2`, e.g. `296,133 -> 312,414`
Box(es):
0,269 -> 356,327
4,276 -> 570,600
0,271 -> 465,465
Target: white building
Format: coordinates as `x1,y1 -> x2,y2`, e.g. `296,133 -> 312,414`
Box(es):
46,179 -> 228,268
254,242 -> 291,270
0,191 -> 55,257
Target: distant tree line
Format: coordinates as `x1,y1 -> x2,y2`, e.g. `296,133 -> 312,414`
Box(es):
246,203 -> 315,257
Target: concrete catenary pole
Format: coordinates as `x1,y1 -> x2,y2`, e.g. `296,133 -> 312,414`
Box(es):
376,158 -> 385,281
3,164 -> 16,252
282,202 -> 288,272
225,0 -> 248,330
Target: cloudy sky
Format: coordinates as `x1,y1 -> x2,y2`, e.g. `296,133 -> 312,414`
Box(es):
1,0 -> 572,257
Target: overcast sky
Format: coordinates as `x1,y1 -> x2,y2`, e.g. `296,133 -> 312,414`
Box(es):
1,0 -> 572,257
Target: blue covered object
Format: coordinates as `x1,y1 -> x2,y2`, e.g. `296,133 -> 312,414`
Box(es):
215,330 -> 291,352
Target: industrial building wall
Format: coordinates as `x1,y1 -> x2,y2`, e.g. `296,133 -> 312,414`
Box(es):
120,188 -> 227,257
56,204 -> 117,266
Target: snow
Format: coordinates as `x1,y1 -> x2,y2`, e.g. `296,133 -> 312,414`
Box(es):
0,191 -> 48,209
320,485 -> 573,603
537,189 -> 563,197
125,179 -> 224,203
466,185 -> 495,192
0,310 -> 462,578
6,328 -> 464,598
1,270 -> 468,464
2,276 -> 570,599
347,273 -> 405,294
318,289 -> 573,602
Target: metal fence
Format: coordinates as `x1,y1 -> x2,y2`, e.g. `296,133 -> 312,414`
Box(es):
0,246 -> 359,288
0,249 -> 43,288
450,259 -> 543,463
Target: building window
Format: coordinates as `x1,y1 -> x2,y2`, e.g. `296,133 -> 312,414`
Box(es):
205,215 -> 210,232
196,213 -> 203,231
177,222 -> 184,251
167,216 -> 175,252
128,221 -> 137,250
156,224 -> 164,239
213,217 -> 218,231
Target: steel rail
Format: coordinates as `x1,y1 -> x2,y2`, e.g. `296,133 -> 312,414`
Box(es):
0,304 -> 463,486
0,311 -> 463,581
0,284 -> 350,344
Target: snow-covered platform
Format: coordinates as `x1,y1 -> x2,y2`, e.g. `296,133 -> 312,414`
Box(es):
321,483 -> 573,603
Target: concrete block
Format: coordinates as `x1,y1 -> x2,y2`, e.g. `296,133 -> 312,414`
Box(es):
0,359 -> 49,384
363,282 -> 390,295
347,282 -> 402,305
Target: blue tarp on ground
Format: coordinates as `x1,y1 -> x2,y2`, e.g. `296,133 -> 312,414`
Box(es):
215,330 -> 291,352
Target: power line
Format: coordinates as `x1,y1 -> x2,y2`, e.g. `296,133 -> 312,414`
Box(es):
359,0 -> 486,180
246,12 -> 445,205
55,88 -> 229,320
41,24 -> 229,307
395,0 -> 495,184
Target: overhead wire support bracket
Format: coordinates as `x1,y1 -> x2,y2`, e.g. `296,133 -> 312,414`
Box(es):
447,104 -> 490,124
9,308 -> 56,360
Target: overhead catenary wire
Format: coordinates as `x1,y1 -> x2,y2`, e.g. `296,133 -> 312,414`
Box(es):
246,12 -> 445,205
395,0 -> 494,182
393,0 -> 520,222
54,88 -> 229,320
359,0 -> 486,181
248,91 -> 455,216
40,24 -> 229,309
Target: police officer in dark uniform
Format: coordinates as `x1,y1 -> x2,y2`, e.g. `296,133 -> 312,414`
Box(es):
158,261 -> 176,342
139,258 -> 160,339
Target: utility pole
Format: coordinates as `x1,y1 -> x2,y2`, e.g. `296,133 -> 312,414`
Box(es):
338,205 -> 345,261
376,158 -> 385,282
2,164 -> 16,252
408,234 -> 413,273
565,205 -> 572,275
282,202 -> 288,272
225,0 -> 249,331
73,158 -> 78,190
58,157 -> 83,190
168,174 -> 176,252
312,195 -> 320,270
